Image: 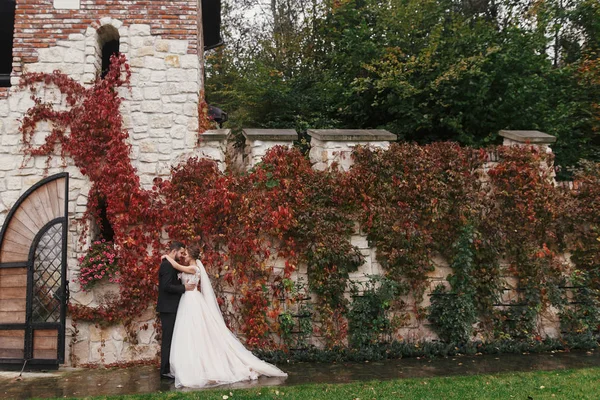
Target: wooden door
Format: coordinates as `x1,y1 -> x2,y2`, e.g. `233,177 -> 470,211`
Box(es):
0,173 -> 68,368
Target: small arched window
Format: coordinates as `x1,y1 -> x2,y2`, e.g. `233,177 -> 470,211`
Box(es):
95,196 -> 115,243
0,0 -> 16,87
97,25 -> 120,78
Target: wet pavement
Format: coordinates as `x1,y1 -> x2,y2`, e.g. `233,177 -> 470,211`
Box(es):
0,350 -> 599,399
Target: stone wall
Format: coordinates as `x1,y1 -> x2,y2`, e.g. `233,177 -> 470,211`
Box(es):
1,0 -> 201,99
0,0 -> 214,366
0,10 -> 565,365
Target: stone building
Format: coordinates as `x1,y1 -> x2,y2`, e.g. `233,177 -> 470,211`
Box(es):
0,0 -> 222,368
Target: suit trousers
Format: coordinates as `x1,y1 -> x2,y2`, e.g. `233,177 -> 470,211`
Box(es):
160,312 -> 177,376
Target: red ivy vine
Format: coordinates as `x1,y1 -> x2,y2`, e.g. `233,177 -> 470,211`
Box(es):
20,55 -> 165,326
19,55 -> 600,349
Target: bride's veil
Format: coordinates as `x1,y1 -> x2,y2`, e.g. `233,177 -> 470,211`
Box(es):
197,259 -> 228,328
195,259 -> 287,377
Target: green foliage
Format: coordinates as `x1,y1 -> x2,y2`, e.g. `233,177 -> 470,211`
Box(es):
428,226 -> 478,344
347,275 -> 405,349
255,334 -> 599,365
347,142 -> 486,316
278,312 -> 295,340
209,0 -> 600,170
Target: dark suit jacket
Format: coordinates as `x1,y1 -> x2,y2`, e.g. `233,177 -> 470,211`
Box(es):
156,258 -> 185,313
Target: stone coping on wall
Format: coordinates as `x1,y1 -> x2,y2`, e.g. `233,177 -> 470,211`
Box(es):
308,129 -> 397,142
199,129 -> 231,142
499,130 -> 557,144
242,129 -> 298,142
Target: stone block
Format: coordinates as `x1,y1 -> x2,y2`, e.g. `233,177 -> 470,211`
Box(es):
163,103 -> 183,114
180,54 -> 198,69
139,141 -> 156,153
68,33 -> 85,41
136,46 -> 155,57
180,81 -> 199,93
170,94 -> 187,103
5,176 -> 23,190
131,112 -> 148,126
155,40 -> 170,52
185,69 -> 198,82
173,115 -> 189,125
0,155 -> 17,171
149,129 -> 168,138
172,140 -> 185,150
169,125 -> 186,139
143,86 -> 161,100
169,41 -> 188,54
141,101 -> 162,113
138,325 -> 155,345
0,191 -> 20,208
39,47 -> 64,63
110,325 -> 127,341
143,57 -> 165,71
72,340 -> 90,365
89,325 -> 103,342
130,36 -> 145,49
158,144 -> 172,155
183,103 -> 198,117
164,55 -> 180,68
129,24 -> 151,37
150,115 -> 173,129
139,152 -> 159,163
64,48 -> 85,64
0,103 -> 8,118
129,58 -> 145,68
159,82 -> 179,95
166,69 -> 186,82
151,71 -> 167,82
138,162 -> 157,175
350,235 -> 369,249
111,19 -> 123,30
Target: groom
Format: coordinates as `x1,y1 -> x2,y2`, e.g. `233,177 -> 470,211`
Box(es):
157,241 -> 195,379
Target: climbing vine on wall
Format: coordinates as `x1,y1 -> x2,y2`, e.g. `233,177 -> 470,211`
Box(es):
18,55 -> 600,350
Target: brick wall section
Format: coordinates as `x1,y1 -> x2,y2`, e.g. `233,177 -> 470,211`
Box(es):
12,0 -> 199,75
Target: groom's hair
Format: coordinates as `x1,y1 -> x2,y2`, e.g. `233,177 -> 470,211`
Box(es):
168,241 -> 186,251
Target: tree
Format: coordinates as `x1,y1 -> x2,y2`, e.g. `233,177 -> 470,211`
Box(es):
206,0 -> 600,170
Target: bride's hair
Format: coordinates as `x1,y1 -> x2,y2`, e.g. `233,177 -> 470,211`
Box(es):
187,244 -> 201,260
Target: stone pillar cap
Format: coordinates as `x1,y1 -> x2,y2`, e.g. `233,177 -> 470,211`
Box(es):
242,129 -> 298,141
308,129 -> 397,141
200,129 -> 231,141
499,130 -> 556,144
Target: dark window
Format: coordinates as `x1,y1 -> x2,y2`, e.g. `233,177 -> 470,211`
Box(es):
101,39 -> 120,78
0,0 -> 16,87
202,0 -> 223,50
96,197 -> 115,243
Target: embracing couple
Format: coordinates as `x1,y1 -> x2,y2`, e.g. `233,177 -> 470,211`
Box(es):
156,241 -> 287,388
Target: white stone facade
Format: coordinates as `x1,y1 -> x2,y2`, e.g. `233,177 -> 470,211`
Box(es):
0,18 -> 219,366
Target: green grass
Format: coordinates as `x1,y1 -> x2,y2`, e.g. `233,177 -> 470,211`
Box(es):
80,367 -> 600,400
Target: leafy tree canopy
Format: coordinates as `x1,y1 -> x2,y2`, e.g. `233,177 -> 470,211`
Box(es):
206,0 -> 600,172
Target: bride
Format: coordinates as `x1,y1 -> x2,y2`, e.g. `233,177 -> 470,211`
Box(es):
162,245 -> 288,388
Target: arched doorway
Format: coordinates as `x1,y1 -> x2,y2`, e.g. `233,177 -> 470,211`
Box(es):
0,173 -> 69,369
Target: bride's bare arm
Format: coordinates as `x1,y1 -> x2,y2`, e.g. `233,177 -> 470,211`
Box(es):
161,255 -> 196,274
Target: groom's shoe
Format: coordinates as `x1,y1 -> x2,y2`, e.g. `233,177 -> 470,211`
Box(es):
160,373 -> 175,380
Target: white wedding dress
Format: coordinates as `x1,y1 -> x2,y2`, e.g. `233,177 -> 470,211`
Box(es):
170,260 -> 288,388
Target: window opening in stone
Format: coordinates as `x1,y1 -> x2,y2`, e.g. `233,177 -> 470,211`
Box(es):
97,25 -> 120,79
96,196 -> 115,243
0,0 -> 16,87
101,39 -> 120,78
